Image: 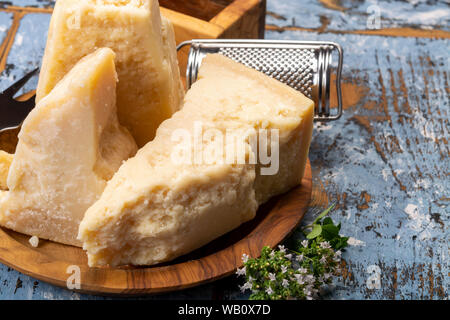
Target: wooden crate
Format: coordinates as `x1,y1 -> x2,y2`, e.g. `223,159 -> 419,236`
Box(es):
161,0 -> 266,40
160,0 -> 267,75
0,0 -> 266,83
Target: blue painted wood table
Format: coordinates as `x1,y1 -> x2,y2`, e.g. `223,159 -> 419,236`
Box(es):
0,0 -> 448,300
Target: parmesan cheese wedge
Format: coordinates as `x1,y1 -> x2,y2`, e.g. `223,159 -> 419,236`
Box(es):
0,151 -> 13,190
79,54 -> 314,266
0,48 -> 137,247
36,0 -> 184,147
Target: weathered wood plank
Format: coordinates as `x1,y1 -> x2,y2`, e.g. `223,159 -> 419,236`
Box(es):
0,0 -> 54,8
266,0 -> 450,38
263,28 -> 449,299
0,0 -> 448,300
0,13 -> 48,93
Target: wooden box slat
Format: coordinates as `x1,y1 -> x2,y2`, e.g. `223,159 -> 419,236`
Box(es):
159,0 -> 231,21
0,1 -> 266,87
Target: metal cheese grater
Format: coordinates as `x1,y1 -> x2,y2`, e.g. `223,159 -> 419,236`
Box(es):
177,39 -> 343,121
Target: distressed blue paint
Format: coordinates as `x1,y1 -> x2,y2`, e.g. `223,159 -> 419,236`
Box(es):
0,0 -> 448,300
266,0 -> 450,31
264,0 -> 449,299
1,0 -> 55,8
1,13 -> 50,96
0,11 -> 12,41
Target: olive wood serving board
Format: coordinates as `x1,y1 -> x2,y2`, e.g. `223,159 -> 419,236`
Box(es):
0,154 -> 311,295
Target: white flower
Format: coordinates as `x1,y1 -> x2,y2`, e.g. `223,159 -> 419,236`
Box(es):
236,266 -> 246,277
285,253 -> 292,260
303,286 -> 313,298
266,286 -> 274,295
297,267 -> 308,274
333,250 -> 342,262
248,276 -> 254,283
296,254 -> 304,262
320,241 -> 331,249
282,279 -> 289,288
241,253 -> 249,263
320,255 -> 327,264
305,285 -> 317,298
294,274 -> 305,285
301,240 -> 309,248
324,273 -> 332,280
269,250 -> 275,258
278,245 -> 286,253
240,281 -> 252,292
281,265 -> 288,274
305,274 -> 315,284
268,273 -> 276,281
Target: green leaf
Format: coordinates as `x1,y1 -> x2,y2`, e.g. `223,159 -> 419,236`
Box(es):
331,236 -> 349,250
322,217 -> 333,225
313,204 -> 336,224
339,236 -> 349,249
306,224 -> 322,239
239,200 -> 351,300
321,224 -> 339,241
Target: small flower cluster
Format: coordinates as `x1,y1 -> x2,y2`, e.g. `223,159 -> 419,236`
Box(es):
237,236 -> 342,300
236,204 -> 348,300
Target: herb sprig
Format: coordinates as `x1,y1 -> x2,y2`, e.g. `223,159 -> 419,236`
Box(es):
237,204 -> 348,300
302,204 -> 349,250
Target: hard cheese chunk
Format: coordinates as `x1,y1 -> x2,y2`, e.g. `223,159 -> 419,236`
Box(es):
0,151 -> 13,190
36,0 -> 184,147
0,48 -> 137,247
79,54 -> 314,266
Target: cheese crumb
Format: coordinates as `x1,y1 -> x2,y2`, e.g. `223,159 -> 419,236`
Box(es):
347,237 -> 366,246
29,236 -> 39,248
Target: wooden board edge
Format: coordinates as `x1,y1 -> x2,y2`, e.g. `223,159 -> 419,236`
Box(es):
0,161 -> 312,296
210,0 -> 266,39
161,7 -> 224,41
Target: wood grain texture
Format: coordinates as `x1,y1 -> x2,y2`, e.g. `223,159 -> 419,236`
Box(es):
0,0 -> 448,300
265,0 -> 450,38
0,1 -> 266,96
0,161 -> 311,296
159,0 -> 230,21
211,0 -> 266,39
265,0 -> 449,301
162,0 -> 266,75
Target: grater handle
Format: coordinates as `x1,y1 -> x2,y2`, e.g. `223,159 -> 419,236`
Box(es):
177,40 -> 343,121
314,44 -> 343,121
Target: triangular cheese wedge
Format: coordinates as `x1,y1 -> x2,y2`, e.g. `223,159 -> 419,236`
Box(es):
79,54 -> 314,266
0,151 -> 12,190
36,0 -> 184,147
0,48 -> 137,246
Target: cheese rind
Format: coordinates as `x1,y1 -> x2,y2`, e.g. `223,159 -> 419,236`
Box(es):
79,54 -> 314,266
0,48 -> 137,246
36,0 -> 184,147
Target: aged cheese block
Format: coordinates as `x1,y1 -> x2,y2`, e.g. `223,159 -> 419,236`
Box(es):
36,0 -> 184,147
0,151 -> 13,190
0,48 -> 137,246
79,54 -> 314,266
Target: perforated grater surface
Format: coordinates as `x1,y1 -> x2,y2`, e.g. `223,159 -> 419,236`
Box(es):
177,39 -> 343,121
